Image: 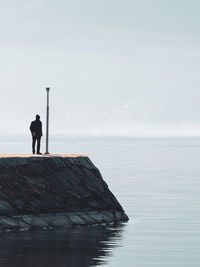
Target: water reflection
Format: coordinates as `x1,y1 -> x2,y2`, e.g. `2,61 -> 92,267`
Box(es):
0,224 -> 126,267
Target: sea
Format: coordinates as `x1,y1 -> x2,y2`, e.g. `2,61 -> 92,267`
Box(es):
0,135 -> 199,267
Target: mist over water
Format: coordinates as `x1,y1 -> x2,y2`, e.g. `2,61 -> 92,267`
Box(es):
1,1 -> 200,137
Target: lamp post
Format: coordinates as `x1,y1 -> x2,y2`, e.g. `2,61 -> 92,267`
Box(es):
45,87 -> 50,154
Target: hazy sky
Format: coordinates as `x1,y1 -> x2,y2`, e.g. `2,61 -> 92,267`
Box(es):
0,0 -> 200,136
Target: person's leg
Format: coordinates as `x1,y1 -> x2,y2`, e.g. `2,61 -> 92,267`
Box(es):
32,136 -> 36,154
36,136 -> 41,154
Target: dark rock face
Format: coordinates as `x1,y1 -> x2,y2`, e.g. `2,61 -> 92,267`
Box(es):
0,155 -> 128,230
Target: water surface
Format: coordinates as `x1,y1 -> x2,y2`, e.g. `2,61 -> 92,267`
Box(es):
0,135 -> 200,266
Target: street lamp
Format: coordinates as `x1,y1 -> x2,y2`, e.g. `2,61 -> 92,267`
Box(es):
45,87 -> 50,154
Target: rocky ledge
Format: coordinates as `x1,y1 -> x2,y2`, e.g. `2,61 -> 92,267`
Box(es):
0,154 -> 128,230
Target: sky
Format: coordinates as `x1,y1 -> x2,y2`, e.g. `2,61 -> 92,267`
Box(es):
0,0 -> 200,136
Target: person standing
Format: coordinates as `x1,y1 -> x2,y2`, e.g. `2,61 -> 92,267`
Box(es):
30,114 -> 42,154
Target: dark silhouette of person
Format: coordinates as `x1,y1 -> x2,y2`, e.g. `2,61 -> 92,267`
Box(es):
30,114 -> 42,154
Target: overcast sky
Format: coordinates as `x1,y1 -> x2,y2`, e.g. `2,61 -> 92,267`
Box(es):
0,0 -> 200,136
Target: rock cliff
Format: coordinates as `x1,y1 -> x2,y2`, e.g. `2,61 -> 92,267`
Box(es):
0,155 -> 128,230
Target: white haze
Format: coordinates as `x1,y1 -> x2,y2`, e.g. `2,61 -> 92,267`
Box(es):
0,0 -> 200,136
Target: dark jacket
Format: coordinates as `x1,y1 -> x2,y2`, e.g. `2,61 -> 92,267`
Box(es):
30,120 -> 42,137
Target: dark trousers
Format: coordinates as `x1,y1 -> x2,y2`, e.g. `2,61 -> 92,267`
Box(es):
32,136 -> 41,154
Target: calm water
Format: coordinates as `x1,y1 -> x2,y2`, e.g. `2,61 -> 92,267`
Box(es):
0,135 -> 200,266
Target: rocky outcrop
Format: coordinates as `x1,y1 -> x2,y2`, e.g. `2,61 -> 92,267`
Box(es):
0,155 -> 128,230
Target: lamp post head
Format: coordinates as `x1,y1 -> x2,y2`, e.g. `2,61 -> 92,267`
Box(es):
46,87 -> 50,92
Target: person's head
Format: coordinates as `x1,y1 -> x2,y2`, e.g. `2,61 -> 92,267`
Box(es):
36,114 -> 40,120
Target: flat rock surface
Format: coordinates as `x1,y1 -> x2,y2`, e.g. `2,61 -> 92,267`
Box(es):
0,154 -> 87,158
